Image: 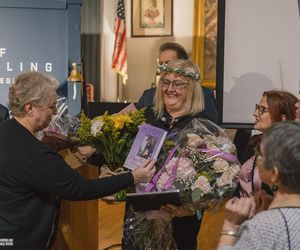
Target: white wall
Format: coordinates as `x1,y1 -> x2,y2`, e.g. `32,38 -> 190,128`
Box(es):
100,0 -> 118,102
100,0 -> 194,102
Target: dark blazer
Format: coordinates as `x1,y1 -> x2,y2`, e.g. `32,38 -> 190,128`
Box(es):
0,119 -> 134,249
136,87 -> 218,123
0,104 -> 9,121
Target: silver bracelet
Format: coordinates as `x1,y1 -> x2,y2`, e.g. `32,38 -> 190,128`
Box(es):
220,230 -> 238,237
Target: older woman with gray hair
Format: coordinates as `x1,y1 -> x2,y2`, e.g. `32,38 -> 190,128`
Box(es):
0,71 -> 155,249
218,121 -> 300,250
123,59 -> 210,250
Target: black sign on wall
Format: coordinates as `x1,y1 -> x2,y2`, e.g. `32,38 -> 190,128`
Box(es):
0,0 -> 81,107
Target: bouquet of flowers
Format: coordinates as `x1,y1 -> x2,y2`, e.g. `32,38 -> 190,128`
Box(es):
76,107 -> 146,171
123,118 -> 240,249
39,96 -> 80,151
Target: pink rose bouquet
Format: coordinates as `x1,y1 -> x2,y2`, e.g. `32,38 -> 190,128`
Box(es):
124,118 -> 240,249
145,118 -> 240,210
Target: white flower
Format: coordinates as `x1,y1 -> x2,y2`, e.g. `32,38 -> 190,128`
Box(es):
212,158 -> 230,173
187,133 -> 203,148
91,120 -> 104,136
192,176 -> 212,194
227,164 -> 240,178
216,164 -> 240,187
201,134 -> 218,149
216,172 -> 233,187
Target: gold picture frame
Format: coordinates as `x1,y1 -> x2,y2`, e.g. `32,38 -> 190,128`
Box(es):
131,0 -> 173,37
192,0 -> 218,89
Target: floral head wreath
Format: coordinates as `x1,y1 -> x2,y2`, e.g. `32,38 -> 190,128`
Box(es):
159,63 -> 200,81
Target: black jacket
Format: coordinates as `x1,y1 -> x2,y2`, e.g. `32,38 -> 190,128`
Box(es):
0,104 -> 9,121
0,119 -> 134,249
124,108 -> 210,250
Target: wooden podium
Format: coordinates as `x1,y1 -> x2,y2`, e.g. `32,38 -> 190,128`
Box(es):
53,150 -> 100,250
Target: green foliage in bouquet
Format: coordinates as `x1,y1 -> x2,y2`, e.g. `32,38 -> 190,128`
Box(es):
76,109 -> 146,169
76,109 -> 146,201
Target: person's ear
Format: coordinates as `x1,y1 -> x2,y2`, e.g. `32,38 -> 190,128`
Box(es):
24,103 -> 35,116
270,166 -> 280,184
281,115 -> 287,121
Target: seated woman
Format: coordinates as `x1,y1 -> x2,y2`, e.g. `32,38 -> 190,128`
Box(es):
123,59 -> 210,250
238,91 -> 297,198
218,121 -> 300,249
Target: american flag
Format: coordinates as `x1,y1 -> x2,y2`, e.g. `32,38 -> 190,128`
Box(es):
112,0 -> 128,84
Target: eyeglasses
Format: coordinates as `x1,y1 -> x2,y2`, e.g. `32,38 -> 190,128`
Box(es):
255,104 -> 269,115
161,78 -> 188,90
47,102 -> 57,111
40,102 -> 57,111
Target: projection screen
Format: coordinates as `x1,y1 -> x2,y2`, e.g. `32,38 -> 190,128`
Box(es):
216,0 -> 300,128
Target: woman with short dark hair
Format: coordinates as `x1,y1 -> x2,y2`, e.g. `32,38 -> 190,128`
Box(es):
218,121 -> 300,249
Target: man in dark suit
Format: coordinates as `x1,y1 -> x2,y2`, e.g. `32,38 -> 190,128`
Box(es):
136,42 -> 218,123
0,104 -> 9,121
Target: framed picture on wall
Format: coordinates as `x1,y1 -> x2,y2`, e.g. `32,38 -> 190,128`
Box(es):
192,0 -> 218,90
131,0 -> 173,37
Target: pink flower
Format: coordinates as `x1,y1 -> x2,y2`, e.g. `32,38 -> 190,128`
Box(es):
156,172 -> 170,191
176,157 -> 196,179
192,176 -> 212,194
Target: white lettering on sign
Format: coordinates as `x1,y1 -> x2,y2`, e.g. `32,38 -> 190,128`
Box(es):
45,63 -> 52,72
0,78 -> 14,84
0,48 -> 6,58
6,62 -> 12,71
0,48 -> 53,80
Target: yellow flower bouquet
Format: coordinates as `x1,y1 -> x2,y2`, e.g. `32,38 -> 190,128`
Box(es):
76,108 -> 146,171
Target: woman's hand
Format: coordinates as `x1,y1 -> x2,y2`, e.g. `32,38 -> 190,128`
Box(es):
217,197 -> 255,249
131,159 -> 156,184
254,190 -> 273,214
223,197 -> 256,229
160,204 -> 195,218
78,146 -> 96,158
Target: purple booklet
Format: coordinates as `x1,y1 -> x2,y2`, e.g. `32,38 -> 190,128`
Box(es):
124,124 -> 167,170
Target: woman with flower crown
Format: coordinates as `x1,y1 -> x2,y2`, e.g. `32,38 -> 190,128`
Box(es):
123,59 -> 211,250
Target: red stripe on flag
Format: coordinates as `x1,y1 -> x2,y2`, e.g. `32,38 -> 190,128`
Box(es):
112,29 -> 126,67
112,0 -> 128,83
